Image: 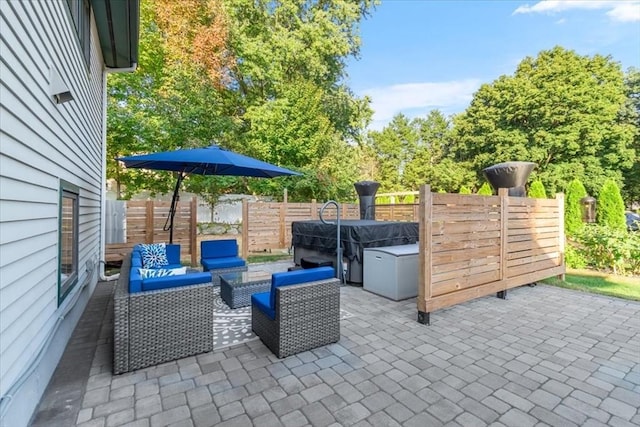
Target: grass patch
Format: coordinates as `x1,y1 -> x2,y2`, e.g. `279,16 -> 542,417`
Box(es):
542,270 -> 640,301
247,253 -> 293,264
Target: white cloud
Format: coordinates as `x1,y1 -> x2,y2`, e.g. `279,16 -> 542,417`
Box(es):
607,2 -> 640,21
513,0 -> 640,22
363,79 -> 482,130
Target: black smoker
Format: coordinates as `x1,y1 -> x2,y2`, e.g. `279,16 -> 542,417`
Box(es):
482,162 -> 536,196
354,181 -> 380,220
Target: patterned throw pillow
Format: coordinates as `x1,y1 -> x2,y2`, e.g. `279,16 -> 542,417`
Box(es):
139,267 -> 187,279
140,243 -> 169,268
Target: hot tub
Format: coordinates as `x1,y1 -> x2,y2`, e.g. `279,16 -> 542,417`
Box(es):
291,220 -> 419,284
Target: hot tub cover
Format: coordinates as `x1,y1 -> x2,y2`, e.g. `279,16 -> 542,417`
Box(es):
292,220 -> 419,262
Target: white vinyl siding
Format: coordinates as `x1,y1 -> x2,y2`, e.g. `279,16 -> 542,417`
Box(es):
0,0 -> 105,415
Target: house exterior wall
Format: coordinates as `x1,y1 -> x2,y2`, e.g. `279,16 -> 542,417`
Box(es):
0,1 -> 106,426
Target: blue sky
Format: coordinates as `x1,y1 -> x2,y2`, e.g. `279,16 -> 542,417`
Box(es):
346,0 -> 640,130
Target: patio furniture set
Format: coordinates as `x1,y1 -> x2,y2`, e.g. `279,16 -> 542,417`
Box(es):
113,239 -> 340,374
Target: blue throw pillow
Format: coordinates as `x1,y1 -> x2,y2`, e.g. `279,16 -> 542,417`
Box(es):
140,243 -> 169,268
139,267 -> 186,279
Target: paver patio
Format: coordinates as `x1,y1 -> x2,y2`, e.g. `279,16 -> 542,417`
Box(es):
30,263 -> 640,427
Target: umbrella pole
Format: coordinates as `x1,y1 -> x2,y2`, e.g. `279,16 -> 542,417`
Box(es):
165,172 -> 184,244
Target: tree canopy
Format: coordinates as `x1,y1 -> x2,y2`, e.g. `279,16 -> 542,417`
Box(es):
451,47 -> 636,197
108,0 -> 376,201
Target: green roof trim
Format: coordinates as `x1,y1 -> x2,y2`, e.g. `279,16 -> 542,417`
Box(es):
91,0 -> 140,69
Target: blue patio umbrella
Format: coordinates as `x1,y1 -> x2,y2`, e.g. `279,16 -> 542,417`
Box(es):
118,144 -> 301,242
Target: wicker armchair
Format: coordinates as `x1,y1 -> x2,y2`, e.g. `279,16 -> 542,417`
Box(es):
113,253 -> 214,374
251,268 -> 341,358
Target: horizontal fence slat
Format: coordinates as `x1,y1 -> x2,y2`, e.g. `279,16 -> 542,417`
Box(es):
432,269 -> 502,296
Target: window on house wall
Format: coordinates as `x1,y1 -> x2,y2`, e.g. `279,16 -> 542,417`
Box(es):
66,0 -> 91,66
59,181 -> 79,305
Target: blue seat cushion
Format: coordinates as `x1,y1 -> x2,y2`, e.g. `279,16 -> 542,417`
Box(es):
201,239 -> 238,259
131,253 -> 143,268
165,244 -> 181,265
141,272 -> 212,292
129,268 -> 143,293
201,257 -> 246,271
252,291 -> 275,320
270,266 -> 335,309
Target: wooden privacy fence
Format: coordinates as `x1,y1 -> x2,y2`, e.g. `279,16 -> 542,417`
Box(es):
105,198 -> 198,265
106,198 -> 362,264
417,185 -> 565,324
241,200 -> 360,256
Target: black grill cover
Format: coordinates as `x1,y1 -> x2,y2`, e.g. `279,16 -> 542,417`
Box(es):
292,220 -> 419,262
482,162 -> 536,197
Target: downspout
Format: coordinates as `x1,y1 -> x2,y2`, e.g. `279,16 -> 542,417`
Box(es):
100,64 -> 137,281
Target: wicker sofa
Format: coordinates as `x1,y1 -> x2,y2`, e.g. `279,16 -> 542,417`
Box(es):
251,267 -> 341,358
113,252 -> 214,374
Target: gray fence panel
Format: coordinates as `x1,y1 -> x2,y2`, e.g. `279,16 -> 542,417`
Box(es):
106,200 -> 127,243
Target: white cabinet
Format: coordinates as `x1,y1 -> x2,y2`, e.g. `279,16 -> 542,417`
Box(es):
363,243 -> 419,300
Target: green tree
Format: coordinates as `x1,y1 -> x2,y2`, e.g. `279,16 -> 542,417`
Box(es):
459,186 -> 472,194
403,110 -> 460,190
219,0 -> 376,199
107,0 -> 234,199
477,182 -> 493,195
597,179 -> 626,230
367,114 -> 419,192
452,47 -> 636,196
528,180 -> 547,198
620,67 -> 640,207
565,179 -> 587,235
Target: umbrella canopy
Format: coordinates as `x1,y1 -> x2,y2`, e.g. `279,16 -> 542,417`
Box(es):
118,144 -> 300,178
118,144 -> 301,242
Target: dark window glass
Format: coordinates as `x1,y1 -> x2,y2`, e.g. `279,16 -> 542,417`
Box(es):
66,0 -> 91,66
59,182 -> 79,304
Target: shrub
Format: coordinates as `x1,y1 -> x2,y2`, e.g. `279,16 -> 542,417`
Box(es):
597,179 -> 626,231
568,225 -> 640,275
564,245 -> 587,269
459,186 -> 472,194
528,180 -> 547,198
477,182 -> 493,195
403,194 -> 415,204
565,179 -> 587,236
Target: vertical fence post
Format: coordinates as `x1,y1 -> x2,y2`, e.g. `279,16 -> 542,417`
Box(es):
279,199 -> 286,249
190,197 -> 197,266
145,200 -> 154,243
241,199 -> 249,259
498,188 -> 508,298
556,193 -> 565,280
417,185 -> 432,325
311,199 -> 317,219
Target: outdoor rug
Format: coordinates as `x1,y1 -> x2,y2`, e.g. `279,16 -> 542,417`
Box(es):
213,287 -> 354,349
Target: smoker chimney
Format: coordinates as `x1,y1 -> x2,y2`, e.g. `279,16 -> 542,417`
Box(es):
354,181 -> 380,220
482,162 -> 536,197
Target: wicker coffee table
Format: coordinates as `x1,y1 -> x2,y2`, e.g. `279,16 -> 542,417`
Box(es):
220,270 -> 272,309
